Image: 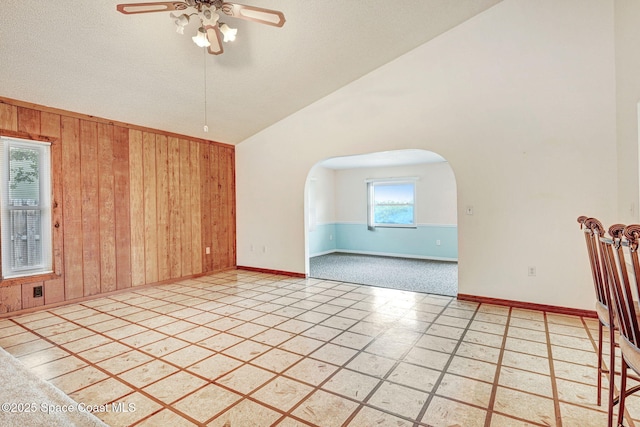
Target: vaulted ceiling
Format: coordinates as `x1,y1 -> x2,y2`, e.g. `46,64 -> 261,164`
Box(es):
1,0 -> 501,144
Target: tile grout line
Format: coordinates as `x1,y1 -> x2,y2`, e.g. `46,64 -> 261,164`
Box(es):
46,302 -> 262,425
580,316 -> 637,427
8,314 -> 207,426
155,276 -> 410,426
208,307 -> 367,424
44,276 -> 324,425
482,306 -> 512,427
11,279 -> 335,426
340,295 -> 462,427
2,271 -> 617,427
7,311 -> 366,427
271,290 -> 442,426
122,277 -> 368,425
5,279 -> 461,427
411,300 -> 483,427
543,312 -> 563,427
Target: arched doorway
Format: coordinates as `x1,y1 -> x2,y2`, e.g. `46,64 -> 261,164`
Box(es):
304,149 -> 458,296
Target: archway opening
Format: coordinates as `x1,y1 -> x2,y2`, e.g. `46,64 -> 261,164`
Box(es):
304,149 -> 458,296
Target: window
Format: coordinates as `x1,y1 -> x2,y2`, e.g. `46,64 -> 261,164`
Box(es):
0,136 -> 52,278
367,179 -> 416,228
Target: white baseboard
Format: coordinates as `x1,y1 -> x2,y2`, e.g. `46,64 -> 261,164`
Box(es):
309,249 -> 337,257
310,249 -> 457,262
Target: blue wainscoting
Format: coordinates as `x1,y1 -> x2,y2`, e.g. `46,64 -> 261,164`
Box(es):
308,223 -> 337,256
309,222 -> 457,260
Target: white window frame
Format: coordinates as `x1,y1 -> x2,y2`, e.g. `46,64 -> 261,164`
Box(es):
367,178 -> 417,229
0,136 -> 53,279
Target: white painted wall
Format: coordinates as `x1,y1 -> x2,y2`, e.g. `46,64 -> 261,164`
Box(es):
333,162 -> 456,225
236,0 -> 617,310
307,165 -> 336,226
615,0 -> 640,224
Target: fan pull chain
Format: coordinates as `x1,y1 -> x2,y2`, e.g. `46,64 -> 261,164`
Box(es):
203,47 -> 209,132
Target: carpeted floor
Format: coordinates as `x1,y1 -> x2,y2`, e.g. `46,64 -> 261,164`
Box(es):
309,252 -> 458,296
0,345 -> 108,427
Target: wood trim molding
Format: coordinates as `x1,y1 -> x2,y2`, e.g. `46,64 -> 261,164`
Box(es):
457,293 -> 597,319
0,128 -> 61,288
0,270 -> 227,318
0,97 -> 234,149
0,273 -> 60,288
0,129 -> 58,144
237,266 -> 306,278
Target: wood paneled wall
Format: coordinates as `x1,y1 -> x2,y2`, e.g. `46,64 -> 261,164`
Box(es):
0,98 -> 236,314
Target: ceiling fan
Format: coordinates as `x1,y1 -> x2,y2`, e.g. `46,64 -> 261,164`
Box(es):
116,0 -> 285,55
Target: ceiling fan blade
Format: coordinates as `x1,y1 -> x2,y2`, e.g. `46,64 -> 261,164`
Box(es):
220,3 -> 285,27
205,25 -> 224,55
116,2 -> 188,14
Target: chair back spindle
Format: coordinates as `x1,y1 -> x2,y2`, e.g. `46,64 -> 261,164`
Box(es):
623,225 -> 640,346
603,224 -> 639,347
580,217 -> 614,324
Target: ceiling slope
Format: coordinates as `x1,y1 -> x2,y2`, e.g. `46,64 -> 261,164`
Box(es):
0,0 -> 501,144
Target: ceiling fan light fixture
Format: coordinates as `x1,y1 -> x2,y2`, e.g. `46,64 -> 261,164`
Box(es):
192,27 -> 211,47
200,8 -> 219,26
219,23 -> 237,42
170,12 -> 190,34
117,1 -> 285,55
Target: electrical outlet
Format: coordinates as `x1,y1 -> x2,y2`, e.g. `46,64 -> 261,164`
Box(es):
33,285 -> 43,298
528,266 -> 536,277
436,240 -> 441,246
205,247 -> 211,254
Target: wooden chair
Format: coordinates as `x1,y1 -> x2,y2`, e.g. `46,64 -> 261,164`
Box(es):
600,224 -> 640,426
578,216 -> 616,426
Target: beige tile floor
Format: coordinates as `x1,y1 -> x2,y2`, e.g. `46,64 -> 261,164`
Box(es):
0,270 -> 638,426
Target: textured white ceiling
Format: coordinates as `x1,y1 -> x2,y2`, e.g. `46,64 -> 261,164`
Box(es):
319,149 -> 446,170
0,0 -> 501,144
